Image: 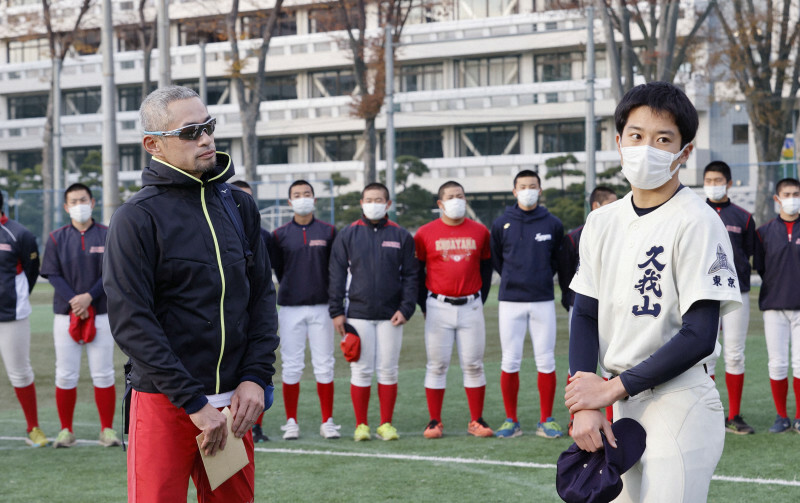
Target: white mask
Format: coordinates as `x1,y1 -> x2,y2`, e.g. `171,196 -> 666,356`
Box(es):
290,197 -> 315,216
620,144 -> 687,190
362,202 -> 387,221
516,189 -> 539,208
779,197 -> 800,216
703,185 -> 727,202
442,198 -> 467,220
68,204 -> 93,223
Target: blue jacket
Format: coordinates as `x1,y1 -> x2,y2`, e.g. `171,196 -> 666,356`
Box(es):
0,215 -> 39,321
41,221 -> 108,315
329,216 -> 417,321
491,204 -> 564,302
272,217 -> 336,306
707,199 -> 756,292
103,153 -> 279,414
755,217 -> 800,311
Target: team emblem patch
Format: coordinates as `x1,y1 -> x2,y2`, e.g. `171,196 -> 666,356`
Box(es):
632,245 -> 665,318
0,244 -> 11,252
535,233 -> 552,242
89,246 -> 105,253
707,244 -> 733,274
308,239 -> 327,247
382,241 -> 401,249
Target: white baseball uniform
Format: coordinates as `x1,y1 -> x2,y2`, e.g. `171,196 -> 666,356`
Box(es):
570,188 -> 741,502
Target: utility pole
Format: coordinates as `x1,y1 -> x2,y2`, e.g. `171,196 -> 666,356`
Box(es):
585,5 -> 596,217
385,24 -> 396,220
199,41 -> 207,104
157,0 -> 170,87
53,56 -> 63,227
101,0 -> 120,224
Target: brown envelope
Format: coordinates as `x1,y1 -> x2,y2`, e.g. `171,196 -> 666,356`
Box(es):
196,407 -> 249,491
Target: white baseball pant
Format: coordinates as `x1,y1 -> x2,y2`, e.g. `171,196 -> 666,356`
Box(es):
347,318 -> 403,387
278,304 -> 335,385
53,313 -> 116,389
0,318 -> 34,387
707,294 -> 750,376
763,309 -> 800,381
499,300 -> 556,374
424,295 -> 486,389
613,366 -> 724,503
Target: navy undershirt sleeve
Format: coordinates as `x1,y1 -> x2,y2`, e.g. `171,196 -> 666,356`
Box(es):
48,274 -> 78,303
620,299 -> 720,396
568,293 -> 600,375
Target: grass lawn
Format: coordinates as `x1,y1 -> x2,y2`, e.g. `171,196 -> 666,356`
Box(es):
0,283 -> 798,502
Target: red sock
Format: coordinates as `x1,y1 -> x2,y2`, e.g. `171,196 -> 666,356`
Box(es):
770,378 -> 789,418
602,377 -> 613,422
283,382 -> 300,421
350,384 -> 371,425
378,383 -> 397,424
14,383 -> 39,432
538,371 -> 557,423
317,381 -> 334,422
794,377 -> 800,419
725,372 -> 745,419
94,385 -> 116,430
56,387 -> 77,432
464,386 -> 485,422
500,371 -> 519,422
425,387 -> 445,422
255,412 -> 264,426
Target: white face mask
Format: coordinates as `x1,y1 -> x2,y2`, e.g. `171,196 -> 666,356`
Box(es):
779,197 -> 800,216
442,198 -> 467,220
620,144 -> 687,190
703,185 -> 727,202
516,189 -> 539,208
362,202 -> 387,221
68,204 -> 93,223
290,197 -> 315,216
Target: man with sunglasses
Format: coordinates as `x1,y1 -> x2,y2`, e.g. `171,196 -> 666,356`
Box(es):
104,86 -> 278,503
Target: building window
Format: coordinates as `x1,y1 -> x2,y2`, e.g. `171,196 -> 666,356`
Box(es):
63,89 -> 102,115
398,2 -> 447,24
8,151 -> 43,173
8,94 -> 49,119
8,38 -> 49,63
311,133 -> 360,162
264,75 -> 298,101
119,145 -> 146,172
457,125 -> 520,156
457,56 -> 519,88
732,124 -> 748,144
309,69 -> 358,98
536,121 -> 599,153
178,17 -> 228,46
118,86 -> 143,112
177,79 -> 231,106
308,5 -> 360,33
64,147 -> 99,174
242,10 -> 297,38
70,29 -> 101,56
7,0 -> 41,5
381,129 -> 444,159
457,0 -> 519,19
117,25 -> 155,53
534,51 -> 608,82
396,64 -> 443,92
258,137 -> 299,165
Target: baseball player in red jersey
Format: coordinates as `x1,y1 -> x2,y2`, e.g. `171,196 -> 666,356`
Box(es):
415,181 -> 494,438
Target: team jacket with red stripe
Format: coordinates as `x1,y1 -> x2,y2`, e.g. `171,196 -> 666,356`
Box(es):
754,217 -> 800,311
272,217 -> 336,306
559,224 -> 584,309
40,221 -> 108,315
328,216 -> 417,321
707,199 -> 756,292
0,215 -> 39,321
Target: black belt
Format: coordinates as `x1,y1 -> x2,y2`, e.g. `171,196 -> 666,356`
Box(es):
431,292 -> 479,306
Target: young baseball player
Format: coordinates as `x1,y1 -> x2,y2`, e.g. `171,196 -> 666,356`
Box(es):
415,181 -> 494,439
490,170 -> 566,439
40,183 -> 120,448
271,180 -> 340,440
0,192 -> 46,447
754,177 -> 800,434
329,183 -> 417,441
703,161 -> 757,434
565,81 -> 741,502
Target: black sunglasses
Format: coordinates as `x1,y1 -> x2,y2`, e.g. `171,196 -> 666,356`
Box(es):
143,117 -> 216,141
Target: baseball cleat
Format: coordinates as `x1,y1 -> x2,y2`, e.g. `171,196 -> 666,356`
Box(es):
536,417 -> 564,439
281,418 -> 300,440
252,424 -> 269,442
319,418 -> 341,439
53,428 -> 77,448
25,427 -> 49,448
423,419 -> 443,439
495,418 -> 522,438
376,422 -> 399,441
353,423 -> 371,442
793,418 -> 800,434
768,415 -> 791,434
725,415 -> 755,435
468,417 -> 494,437
99,428 -> 122,447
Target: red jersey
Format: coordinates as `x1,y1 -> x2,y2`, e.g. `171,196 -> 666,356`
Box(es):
414,217 -> 491,297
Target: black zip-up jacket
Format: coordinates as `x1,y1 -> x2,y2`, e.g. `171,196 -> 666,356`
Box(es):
0,215 -> 39,321
103,153 -> 279,414
755,217 -> 800,311
329,216 -> 417,321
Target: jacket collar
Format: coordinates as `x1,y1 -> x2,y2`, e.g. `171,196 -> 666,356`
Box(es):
141,152 -> 234,188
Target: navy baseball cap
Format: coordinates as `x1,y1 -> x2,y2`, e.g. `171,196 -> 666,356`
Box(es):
556,418 -> 646,503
